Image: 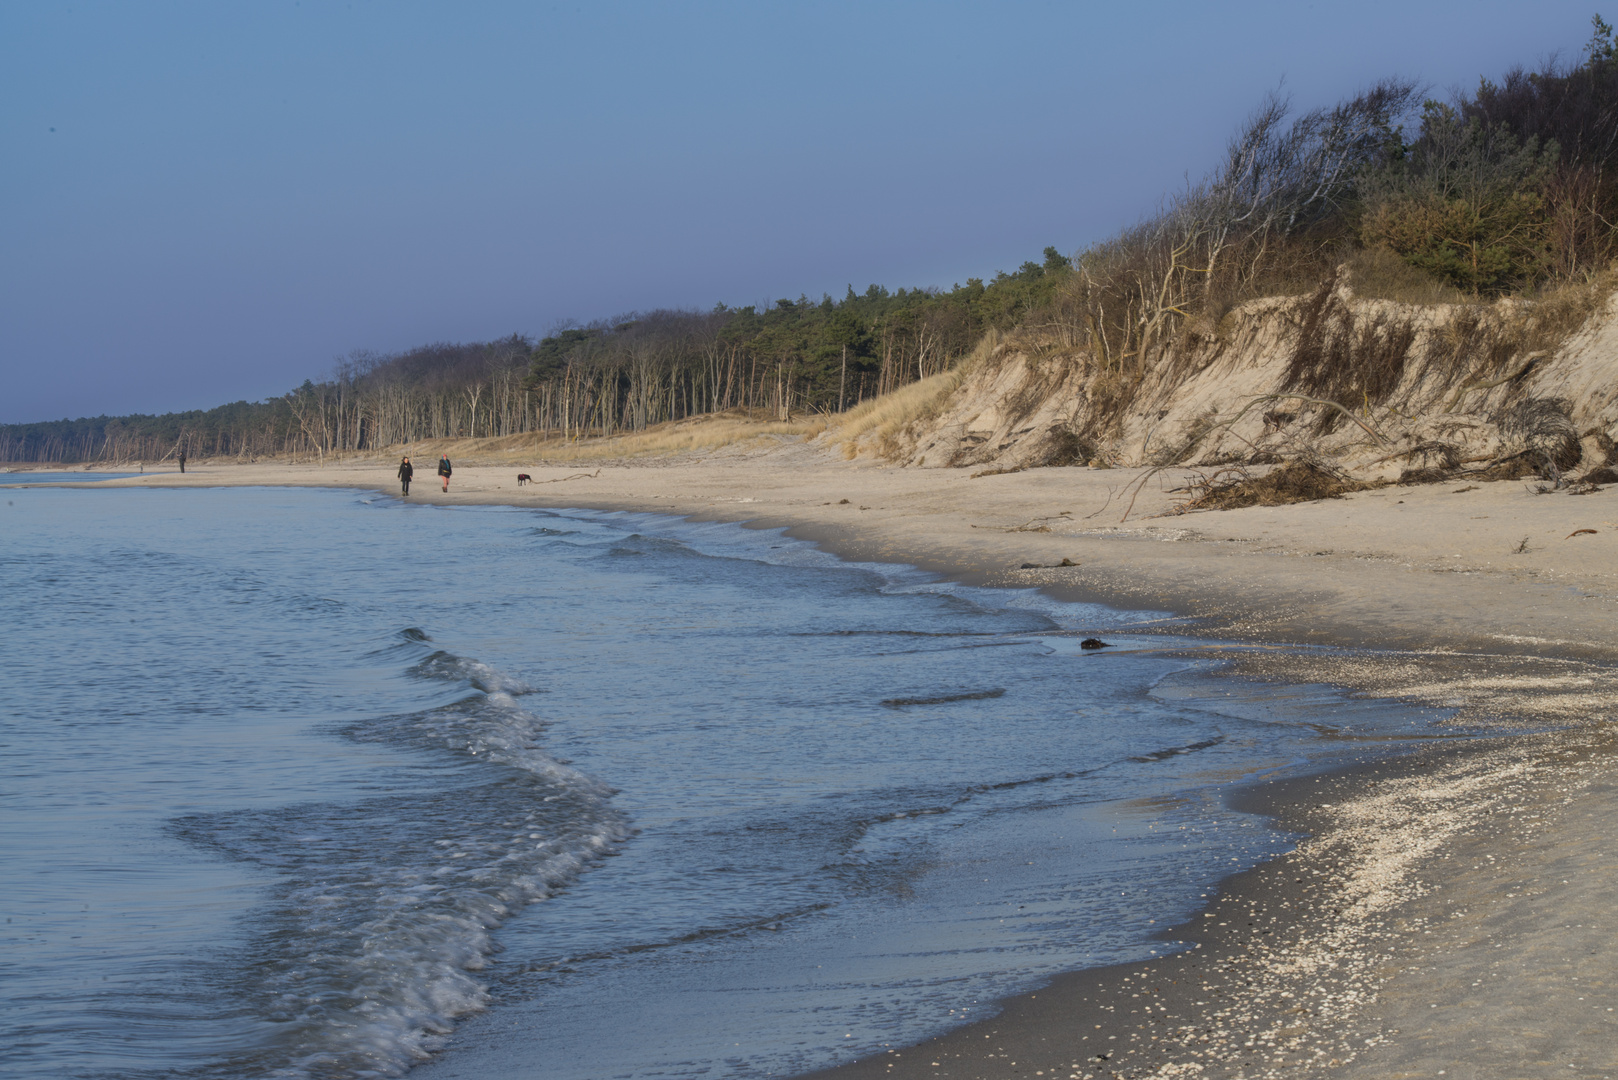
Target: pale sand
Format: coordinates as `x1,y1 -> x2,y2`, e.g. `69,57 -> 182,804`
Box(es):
12,446 -> 1618,1077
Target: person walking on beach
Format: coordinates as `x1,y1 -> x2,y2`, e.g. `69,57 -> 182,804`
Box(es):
398,456 -> 413,495
438,454 -> 452,493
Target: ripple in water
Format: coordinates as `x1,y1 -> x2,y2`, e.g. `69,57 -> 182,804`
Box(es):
173,635 -> 627,1079
1,489 -> 1460,1080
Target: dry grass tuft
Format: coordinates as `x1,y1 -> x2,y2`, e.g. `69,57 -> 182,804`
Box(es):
833,372 -> 962,459
1284,273 -> 1419,423
393,410 -> 826,464
1343,246 -> 1471,305
1425,272 -> 1618,406
540,413 -> 827,461
833,331 -> 999,459
1515,268 -> 1618,350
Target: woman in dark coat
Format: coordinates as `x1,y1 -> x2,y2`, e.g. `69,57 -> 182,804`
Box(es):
438,455 -> 452,492
397,456 -> 413,495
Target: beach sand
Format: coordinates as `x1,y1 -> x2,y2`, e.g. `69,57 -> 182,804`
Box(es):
12,446 -> 1618,1077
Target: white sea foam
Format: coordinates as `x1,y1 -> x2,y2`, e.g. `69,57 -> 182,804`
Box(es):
213,651 -> 628,1079
410,650 -> 535,697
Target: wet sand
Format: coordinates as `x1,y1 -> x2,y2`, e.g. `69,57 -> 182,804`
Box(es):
9,447 -> 1618,1077
798,725 -> 1618,1080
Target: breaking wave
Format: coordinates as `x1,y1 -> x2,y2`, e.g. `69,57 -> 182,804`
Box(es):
174,636 -> 627,1079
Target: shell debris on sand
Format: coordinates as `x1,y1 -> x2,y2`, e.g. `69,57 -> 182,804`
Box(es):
1056,730 -> 1618,1080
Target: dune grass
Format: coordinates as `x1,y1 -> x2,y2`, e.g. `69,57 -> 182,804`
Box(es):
537,413 -> 828,461
831,331 -> 998,459
385,410 -> 829,465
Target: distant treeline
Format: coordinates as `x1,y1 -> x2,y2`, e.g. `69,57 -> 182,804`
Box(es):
8,17 -> 1616,463
0,261 -> 1069,462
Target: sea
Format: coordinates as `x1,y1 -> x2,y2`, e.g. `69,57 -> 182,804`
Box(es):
0,483 -> 1452,1080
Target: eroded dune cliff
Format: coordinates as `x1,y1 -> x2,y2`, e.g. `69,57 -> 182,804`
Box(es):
869,269 -> 1618,487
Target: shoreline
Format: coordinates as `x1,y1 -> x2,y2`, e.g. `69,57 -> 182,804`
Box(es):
9,451 -> 1618,1076
803,720 -> 1618,1080
17,449 -> 1614,662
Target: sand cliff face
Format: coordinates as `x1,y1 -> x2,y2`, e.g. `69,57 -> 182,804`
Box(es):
888,272 -> 1618,481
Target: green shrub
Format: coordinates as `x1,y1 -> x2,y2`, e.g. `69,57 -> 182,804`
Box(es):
1358,103 -> 1557,294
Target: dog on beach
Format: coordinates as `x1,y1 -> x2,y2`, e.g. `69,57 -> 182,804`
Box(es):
517,474 -> 531,486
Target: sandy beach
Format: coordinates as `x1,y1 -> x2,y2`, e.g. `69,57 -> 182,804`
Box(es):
12,446 -> 1618,1078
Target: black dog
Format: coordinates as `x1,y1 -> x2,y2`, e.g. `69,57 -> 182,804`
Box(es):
516,474 -> 531,486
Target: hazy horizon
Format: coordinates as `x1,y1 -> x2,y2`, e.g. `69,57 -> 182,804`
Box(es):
2,1 -> 1605,424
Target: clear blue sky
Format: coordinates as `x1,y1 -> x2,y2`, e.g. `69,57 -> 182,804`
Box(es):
0,1 -> 1605,423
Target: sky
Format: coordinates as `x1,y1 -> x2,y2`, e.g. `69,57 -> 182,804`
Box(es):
0,0 -> 1607,423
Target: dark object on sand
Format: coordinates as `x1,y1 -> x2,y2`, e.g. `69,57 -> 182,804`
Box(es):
1566,528 -> 1597,538
1080,638 -> 1111,650
1058,557 -> 1077,566
517,473 -> 531,486
1020,562 -> 1041,569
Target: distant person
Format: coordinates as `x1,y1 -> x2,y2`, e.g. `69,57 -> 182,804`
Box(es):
438,454 -> 452,492
178,449 -> 187,473
398,456 -> 413,495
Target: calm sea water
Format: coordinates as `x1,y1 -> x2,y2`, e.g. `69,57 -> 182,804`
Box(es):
0,486 -> 1448,1080
2,471 -> 147,483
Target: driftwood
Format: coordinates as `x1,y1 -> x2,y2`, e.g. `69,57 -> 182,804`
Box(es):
529,469 -> 601,484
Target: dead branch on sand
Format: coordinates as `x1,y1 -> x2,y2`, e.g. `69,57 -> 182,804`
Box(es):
970,512 -> 1073,533
530,469 -> 602,484
1119,466 -> 1175,522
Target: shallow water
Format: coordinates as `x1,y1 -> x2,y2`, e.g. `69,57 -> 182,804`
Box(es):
0,487 -> 1453,1079
2,470 -> 149,483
